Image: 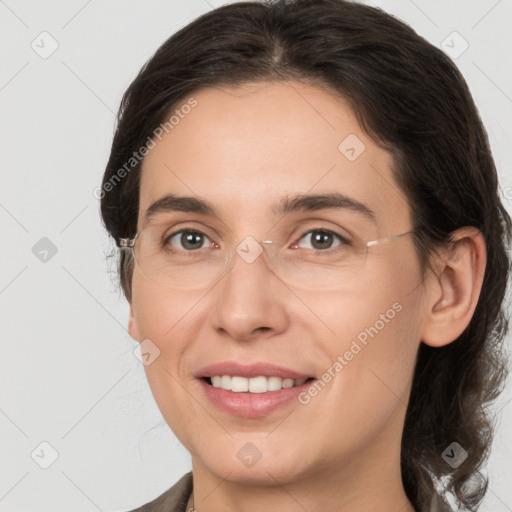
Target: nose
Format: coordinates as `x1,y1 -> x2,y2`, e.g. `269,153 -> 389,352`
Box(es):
212,240 -> 290,343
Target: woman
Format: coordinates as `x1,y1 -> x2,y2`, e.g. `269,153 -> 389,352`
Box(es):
100,0 -> 511,510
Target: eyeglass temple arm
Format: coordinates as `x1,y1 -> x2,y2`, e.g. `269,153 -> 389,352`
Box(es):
365,230 -> 415,248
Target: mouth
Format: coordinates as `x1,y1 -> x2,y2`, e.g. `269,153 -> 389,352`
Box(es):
203,375 -> 315,393
199,376 -> 316,418
196,362 -> 317,418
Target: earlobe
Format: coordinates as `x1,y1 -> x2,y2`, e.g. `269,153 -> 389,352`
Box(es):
128,303 -> 141,342
421,227 -> 486,348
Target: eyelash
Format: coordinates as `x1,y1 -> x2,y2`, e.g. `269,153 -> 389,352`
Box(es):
163,227 -> 351,253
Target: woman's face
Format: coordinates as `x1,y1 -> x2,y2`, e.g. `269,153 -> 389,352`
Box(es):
129,81 -> 426,486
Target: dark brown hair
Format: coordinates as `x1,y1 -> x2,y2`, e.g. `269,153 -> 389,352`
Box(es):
100,1 -> 512,510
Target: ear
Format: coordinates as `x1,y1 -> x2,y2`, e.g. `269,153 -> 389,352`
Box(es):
128,303 -> 142,342
421,226 -> 486,347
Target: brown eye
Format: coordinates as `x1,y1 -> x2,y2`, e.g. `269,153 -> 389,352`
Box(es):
165,230 -> 212,251
295,229 -> 348,251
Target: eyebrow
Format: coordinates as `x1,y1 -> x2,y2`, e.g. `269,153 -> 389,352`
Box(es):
144,192 -> 376,223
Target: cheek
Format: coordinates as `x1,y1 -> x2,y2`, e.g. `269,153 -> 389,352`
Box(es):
311,291 -> 419,386
314,254 -> 421,342
130,275 -> 198,401
314,248 -> 423,389
131,272 -> 198,342
131,276 -> 205,437
307,291 -> 421,455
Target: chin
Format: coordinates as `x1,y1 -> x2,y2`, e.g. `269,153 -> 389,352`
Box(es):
195,440 -> 316,486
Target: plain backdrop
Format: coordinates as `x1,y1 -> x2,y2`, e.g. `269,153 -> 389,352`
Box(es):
0,0 -> 511,511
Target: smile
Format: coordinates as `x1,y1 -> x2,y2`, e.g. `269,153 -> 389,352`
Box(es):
206,375 -> 311,392
196,362 -> 317,418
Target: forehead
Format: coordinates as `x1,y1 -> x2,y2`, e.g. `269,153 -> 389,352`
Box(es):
138,81 -> 411,232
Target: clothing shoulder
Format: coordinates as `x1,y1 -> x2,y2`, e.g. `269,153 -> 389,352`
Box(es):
126,472 -> 193,512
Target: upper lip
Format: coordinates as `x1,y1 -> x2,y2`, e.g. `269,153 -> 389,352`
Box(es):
196,362 -> 314,380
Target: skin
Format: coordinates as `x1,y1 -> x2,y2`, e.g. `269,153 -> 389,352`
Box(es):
127,81 -> 486,512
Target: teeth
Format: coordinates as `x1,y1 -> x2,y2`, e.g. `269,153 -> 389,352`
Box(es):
248,376 -> 267,393
267,376 -> 283,391
220,375 -> 231,390
231,376 -> 249,392
209,375 -> 309,393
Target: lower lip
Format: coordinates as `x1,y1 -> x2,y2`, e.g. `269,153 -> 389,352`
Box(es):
198,378 -> 314,418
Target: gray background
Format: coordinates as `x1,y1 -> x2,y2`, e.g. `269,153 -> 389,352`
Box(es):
0,0 -> 511,510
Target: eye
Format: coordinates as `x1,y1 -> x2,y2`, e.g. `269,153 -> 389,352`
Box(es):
165,230 -> 214,251
294,229 -> 349,251
162,227 -> 349,253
